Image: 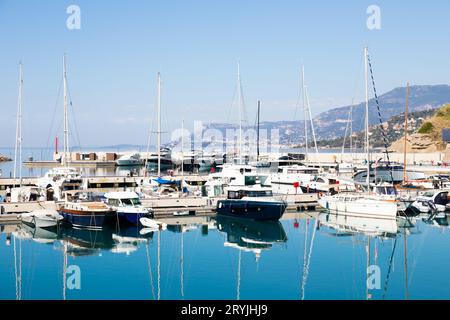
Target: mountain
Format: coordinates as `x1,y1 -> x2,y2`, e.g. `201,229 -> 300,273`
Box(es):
203,84 -> 450,147
314,84 -> 450,140
314,108 -> 436,149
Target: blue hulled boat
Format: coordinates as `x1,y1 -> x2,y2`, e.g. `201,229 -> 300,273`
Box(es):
216,187 -> 287,221
104,191 -> 153,225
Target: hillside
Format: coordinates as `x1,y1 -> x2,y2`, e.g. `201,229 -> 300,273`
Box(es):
313,85 -> 450,140
390,104 -> 450,152
315,109 -> 435,149
204,85 -> 450,146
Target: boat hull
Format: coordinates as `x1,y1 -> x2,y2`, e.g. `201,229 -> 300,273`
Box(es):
116,210 -> 153,225
60,209 -> 110,230
216,200 -> 287,221
116,160 -> 141,166
22,216 -> 59,229
318,197 -> 397,220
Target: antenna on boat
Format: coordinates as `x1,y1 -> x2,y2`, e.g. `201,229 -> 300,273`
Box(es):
63,54 -> 70,167
364,47 -> 371,193
13,62 -> 24,187
403,83 -> 410,184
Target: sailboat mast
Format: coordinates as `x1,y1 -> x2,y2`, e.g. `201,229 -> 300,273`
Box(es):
403,83 -> 410,184
237,63 -> 243,165
302,66 -> 309,161
63,54 -> 69,167
181,119 -> 184,182
364,47 -> 370,193
14,62 -> 23,186
157,72 -> 161,177
305,86 -> 319,161
257,101 -> 260,162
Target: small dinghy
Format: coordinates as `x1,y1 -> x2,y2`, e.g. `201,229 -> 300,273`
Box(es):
139,218 -> 167,230
21,209 -> 63,229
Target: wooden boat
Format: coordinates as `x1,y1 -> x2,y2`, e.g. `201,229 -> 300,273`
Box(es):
59,200 -> 115,230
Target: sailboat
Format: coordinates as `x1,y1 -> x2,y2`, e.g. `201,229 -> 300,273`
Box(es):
145,73 -> 174,174
8,63 -> 63,227
318,48 -> 398,220
37,55 -> 83,201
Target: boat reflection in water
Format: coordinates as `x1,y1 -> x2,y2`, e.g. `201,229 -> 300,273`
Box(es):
61,225 -> 154,257
214,215 -> 288,259
317,212 -> 398,238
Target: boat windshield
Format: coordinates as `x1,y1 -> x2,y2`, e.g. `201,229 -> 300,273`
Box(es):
228,190 -> 273,199
375,187 -> 397,195
121,198 -> 142,206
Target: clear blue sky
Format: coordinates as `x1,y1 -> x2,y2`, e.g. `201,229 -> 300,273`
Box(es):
0,0 -> 449,148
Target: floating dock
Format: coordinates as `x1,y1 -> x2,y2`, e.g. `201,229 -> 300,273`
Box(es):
0,194 -> 319,220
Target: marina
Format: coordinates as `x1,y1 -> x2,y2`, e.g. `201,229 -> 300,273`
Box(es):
1,1 -> 450,304
1,211 -> 450,300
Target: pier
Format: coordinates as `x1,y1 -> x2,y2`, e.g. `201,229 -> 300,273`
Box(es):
0,193 -> 319,222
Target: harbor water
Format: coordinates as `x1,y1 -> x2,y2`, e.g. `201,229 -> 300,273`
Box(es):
1,212 -> 449,300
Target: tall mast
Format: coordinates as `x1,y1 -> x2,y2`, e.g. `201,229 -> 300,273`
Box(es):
364,47 -> 370,193
14,62 -> 23,187
181,118 -> 185,181
63,54 -> 69,167
302,66 -> 309,162
403,83 -> 410,184
305,85 -> 319,161
256,101 -> 260,162
157,72 -> 161,177
237,63 -> 243,165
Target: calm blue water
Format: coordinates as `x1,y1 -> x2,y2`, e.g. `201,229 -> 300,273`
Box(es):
0,212 -> 449,300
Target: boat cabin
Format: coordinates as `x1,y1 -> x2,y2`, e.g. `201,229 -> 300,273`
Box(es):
227,188 -> 273,200
104,191 -> 142,207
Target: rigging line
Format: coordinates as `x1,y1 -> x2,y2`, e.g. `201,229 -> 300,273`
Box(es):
67,84 -> 82,150
45,76 -> 64,151
305,86 -> 319,157
300,218 -> 308,299
301,219 -> 318,300
341,103 -> 353,158
145,241 -> 156,300
144,88 -> 158,173
367,53 -> 395,184
382,236 -> 398,299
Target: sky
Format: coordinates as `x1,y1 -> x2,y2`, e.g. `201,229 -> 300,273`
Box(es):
0,0 -> 449,148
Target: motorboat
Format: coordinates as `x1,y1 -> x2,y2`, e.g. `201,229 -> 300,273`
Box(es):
145,147 -> 173,173
116,153 -> 142,166
216,186 -> 287,221
353,163 -> 425,185
37,167 -> 83,201
59,193 -> 115,229
268,165 -> 319,195
205,164 -> 269,197
20,209 -> 63,229
410,190 -> 449,216
104,191 -> 153,225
